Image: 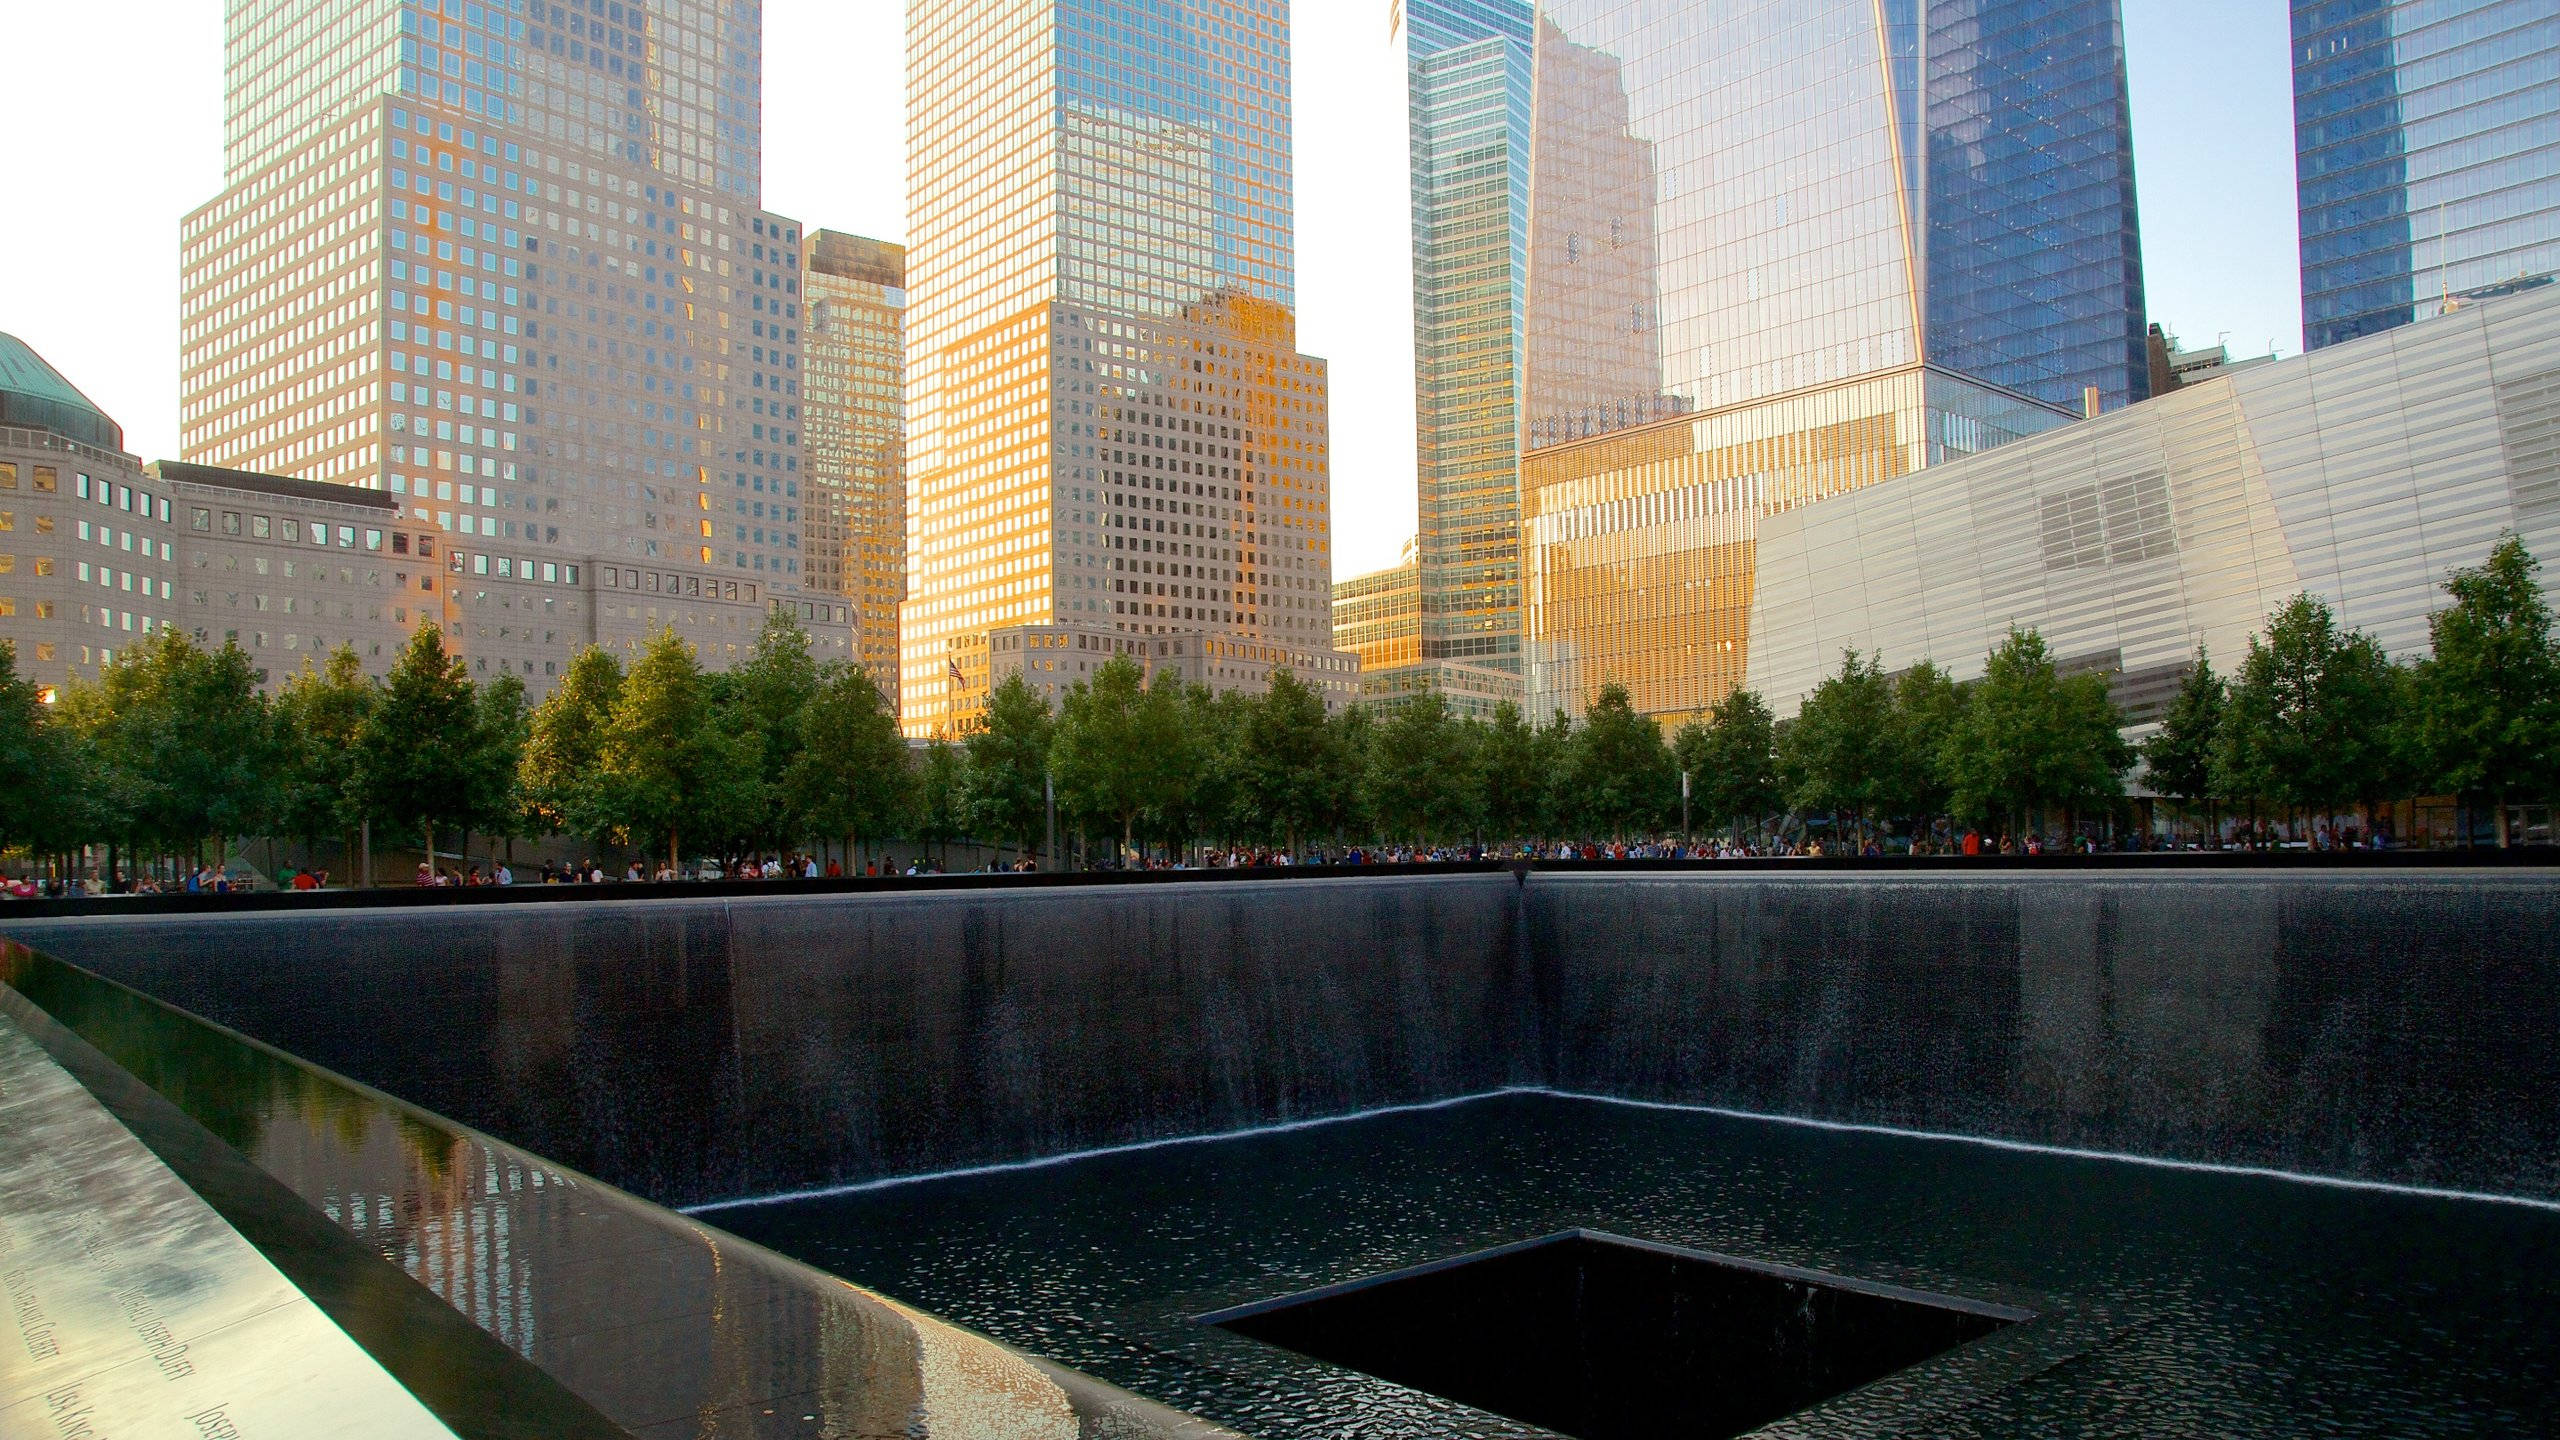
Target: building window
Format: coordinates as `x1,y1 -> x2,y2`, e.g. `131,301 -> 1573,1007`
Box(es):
192,508 -> 212,531
33,468 -> 56,493
0,463 -> 13,488
223,512 -> 242,535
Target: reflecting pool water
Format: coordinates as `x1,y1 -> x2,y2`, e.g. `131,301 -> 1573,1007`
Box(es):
717,1092 -> 2560,1438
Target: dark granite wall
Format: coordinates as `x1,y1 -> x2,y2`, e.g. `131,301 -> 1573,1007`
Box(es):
1531,872 -> 2560,1201
7,875 -> 1532,1206
12,868 -> 2558,1206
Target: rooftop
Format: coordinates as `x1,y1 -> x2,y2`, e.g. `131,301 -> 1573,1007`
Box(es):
0,332 -> 123,453
146,459 -> 400,513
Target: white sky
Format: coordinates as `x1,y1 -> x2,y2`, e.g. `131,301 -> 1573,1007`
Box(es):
0,1 -> 2298,583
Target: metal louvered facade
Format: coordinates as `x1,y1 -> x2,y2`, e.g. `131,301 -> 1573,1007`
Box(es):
1746,283 -> 2560,730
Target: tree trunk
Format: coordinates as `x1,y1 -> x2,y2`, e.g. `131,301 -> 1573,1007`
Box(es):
669,827 -> 680,873
2495,792 -> 2511,849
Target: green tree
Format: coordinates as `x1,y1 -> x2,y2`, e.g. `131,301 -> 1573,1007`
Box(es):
463,672 -> 531,862
46,681 -> 130,867
1233,667 -> 1334,854
789,662 -> 911,868
0,642 -> 77,859
1477,701 -> 1546,845
1699,689 -> 1783,840
520,645 -> 624,843
1051,655 -> 1148,859
2411,536 -> 2560,845
595,629 -> 762,870
911,736 -> 969,864
272,645 -> 377,871
1323,702 -> 1378,846
965,674 -> 1054,857
1161,684 -> 1248,856
1776,650 -> 1897,843
1532,707 -> 1578,838
2140,648 -> 2225,836
1943,628 -> 2132,835
82,632 -> 279,872
1884,662 -> 1963,828
1572,682 -> 1675,839
1131,668 -> 1201,859
354,626 -> 481,873
1367,691 -> 1475,844
733,608 -> 819,845
2213,595 -> 2398,830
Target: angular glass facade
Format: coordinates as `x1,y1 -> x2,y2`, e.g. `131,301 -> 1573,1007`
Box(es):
1404,0 -> 1534,694
1926,0 -> 2151,408
2293,0 -> 2560,350
901,0 -> 1347,737
1519,0 -> 2138,720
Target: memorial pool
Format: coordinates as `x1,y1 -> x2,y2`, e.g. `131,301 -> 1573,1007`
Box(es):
718,1090 -> 2560,1438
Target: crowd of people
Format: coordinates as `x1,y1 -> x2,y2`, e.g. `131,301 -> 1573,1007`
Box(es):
2,817 -> 2410,898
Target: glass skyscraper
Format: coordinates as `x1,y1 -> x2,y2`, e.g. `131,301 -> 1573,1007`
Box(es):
182,0 -> 819,659
901,0 -> 1350,737
1519,0 -> 2146,721
1401,0 -> 1535,701
803,232 -> 908,706
2293,0 -> 2560,350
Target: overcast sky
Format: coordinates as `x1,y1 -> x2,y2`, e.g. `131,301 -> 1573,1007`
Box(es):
0,1 -> 2298,582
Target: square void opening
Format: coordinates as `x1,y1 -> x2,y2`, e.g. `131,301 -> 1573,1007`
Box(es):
1202,1230 -> 2027,1440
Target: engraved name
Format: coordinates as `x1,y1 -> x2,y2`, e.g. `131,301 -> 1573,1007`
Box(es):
4,1263 -> 59,1360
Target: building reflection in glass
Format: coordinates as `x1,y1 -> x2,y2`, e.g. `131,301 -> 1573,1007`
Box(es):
1521,0 -> 2145,721
1403,0 -> 1538,697
2293,0 -> 2560,351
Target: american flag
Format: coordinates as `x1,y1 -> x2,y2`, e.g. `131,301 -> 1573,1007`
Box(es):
948,657 -> 965,684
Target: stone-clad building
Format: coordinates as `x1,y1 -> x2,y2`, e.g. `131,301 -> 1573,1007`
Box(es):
1,332 -> 831,697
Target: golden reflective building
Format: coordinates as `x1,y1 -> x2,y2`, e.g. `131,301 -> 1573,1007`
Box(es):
900,0 -> 1353,737
803,232 -> 908,704
1521,0 -> 2147,723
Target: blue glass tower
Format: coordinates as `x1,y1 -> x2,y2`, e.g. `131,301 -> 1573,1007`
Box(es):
1404,0 -> 1535,692
1926,0 -> 2151,410
2293,0 -> 2560,350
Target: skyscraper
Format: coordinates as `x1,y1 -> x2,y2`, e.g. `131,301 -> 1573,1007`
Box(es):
803,231 -> 908,705
1398,0 -> 1535,707
900,0 -> 1352,737
2292,0 -> 2560,350
1520,0 -> 2148,721
181,0 -> 812,601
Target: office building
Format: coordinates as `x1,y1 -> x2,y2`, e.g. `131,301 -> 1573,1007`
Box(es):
1332,547 -> 1513,718
1396,0 -> 1535,708
1520,0 -> 2149,722
1747,285 -> 2560,729
3,331 -> 783,697
2149,323 -> 2279,392
2293,0 -> 2559,350
804,231 -> 908,703
899,0 -> 1354,737
179,0 -> 820,600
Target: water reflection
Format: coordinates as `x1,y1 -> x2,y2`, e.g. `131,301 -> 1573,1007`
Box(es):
723,1091 -> 2560,1439
0,943 -> 1229,1440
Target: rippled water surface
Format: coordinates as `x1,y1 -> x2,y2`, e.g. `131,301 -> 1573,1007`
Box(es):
718,1093 -> 2560,1438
